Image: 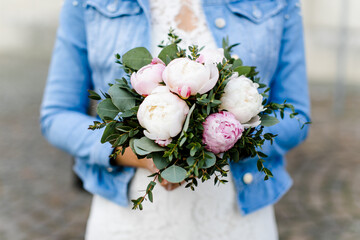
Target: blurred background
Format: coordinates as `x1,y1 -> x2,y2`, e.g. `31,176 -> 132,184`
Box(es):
0,0 -> 359,239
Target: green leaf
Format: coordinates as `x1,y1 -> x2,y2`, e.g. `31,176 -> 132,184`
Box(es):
152,152 -> 170,169
129,129 -> 139,137
97,99 -> 119,120
147,181 -> 156,191
133,144 -> 151,156
263,133 -> 272,140
257,160 -> 263,171
101,122 -> 116,144
116,125 -> 133,132
202,151 -> 216,168
179,136 -> 187,147
113,133 -> 128,146
148,191 -> 153,203
180,104 -> 196,137
165,55 -> 172,65
190,147 -> 197,157
264,168 -> 273,177
120,107 -> 137,118
108,84 -> 136,112
186,156 -> 196,166
133,137 -> 165,155
233,66 -> 252,76
129,138 -> 136,154
122,47 -> 152,70
260,115 -> 280,127
161,165 -> 187,183
158,44 -> 178,63
229,149 -> 240,162
104,133 -> 118,143
88,90 -> 101,100
194,166 -> 199,176
257,151 -> 268,158
232,59 -> 243,68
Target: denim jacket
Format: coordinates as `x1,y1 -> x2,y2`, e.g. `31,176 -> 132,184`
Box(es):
40,0 -> 310,215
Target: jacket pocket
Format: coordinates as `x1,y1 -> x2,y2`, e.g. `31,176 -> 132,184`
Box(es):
226,0 -> 286,24
85,0 -> 141,18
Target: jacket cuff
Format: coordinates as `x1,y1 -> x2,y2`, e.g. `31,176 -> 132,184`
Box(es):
89,130 -> 114,167
74,160 -> 136,206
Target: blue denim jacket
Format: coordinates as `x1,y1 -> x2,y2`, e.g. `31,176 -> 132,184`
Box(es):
40,0 -> 310,215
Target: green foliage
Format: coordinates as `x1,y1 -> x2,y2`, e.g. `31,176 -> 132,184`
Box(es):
87,90 -> 101,100
133,137 -> 165,155
233,66 -> 252,76
101,122 -> 117,144
180,104 -> 196,137
158,44 -> 178,64
161,165 -> 187,183
122,47 -> 152,70
152,152 -> 170,169
260,115 -> 280,127
96,99 -> 119,120
202,152 -> 216,169
108,84 -> 137,112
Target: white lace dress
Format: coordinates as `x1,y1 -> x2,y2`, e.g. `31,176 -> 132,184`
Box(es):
85,0 -> 278,239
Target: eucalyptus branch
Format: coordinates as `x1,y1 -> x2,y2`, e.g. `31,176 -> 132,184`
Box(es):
131,173 -> 159,210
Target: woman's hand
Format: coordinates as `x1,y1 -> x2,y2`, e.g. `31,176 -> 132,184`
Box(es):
115,147 -> 181,191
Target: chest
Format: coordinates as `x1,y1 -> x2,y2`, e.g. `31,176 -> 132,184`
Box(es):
83,0 -> 286,91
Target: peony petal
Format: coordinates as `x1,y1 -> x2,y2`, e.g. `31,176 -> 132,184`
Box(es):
197,63 -> 219,94
242,115 -> 261,128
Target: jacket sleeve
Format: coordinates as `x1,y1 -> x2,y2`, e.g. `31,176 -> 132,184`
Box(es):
259,0 -> 311,161
40,0 -> 134,206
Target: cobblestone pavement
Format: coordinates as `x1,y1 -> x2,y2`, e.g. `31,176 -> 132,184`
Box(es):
0,53 -> 359,240
276,85 -> 360,240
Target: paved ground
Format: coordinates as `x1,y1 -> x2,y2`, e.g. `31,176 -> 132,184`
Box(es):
0,52 -> 359,240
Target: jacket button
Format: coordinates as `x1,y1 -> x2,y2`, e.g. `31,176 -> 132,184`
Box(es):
253,9 -> 262,19
107,4 -> 117,12
243,173 -> 253,184
107,167 -> 114,173
215,18 -> 226,29
252,6 -> 263,19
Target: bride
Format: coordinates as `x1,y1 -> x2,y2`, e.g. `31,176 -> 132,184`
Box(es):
40,0 -> 310,239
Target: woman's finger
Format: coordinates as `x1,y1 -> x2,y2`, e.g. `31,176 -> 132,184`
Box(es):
159,180 -> 182,191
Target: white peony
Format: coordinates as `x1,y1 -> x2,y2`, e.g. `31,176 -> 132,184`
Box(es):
162,58 -> 219,99
220,74 -> 265,128
198,48 -> 225,65
137,86 -> 189,146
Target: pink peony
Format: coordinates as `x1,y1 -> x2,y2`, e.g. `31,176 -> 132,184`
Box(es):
202,111 -> 244,154
130,58 -> 165,96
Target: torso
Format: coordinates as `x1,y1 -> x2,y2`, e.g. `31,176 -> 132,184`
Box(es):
86,1 -> 278,239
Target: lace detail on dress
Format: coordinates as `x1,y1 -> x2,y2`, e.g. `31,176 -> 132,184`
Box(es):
86,169 -> 278,240
149,0 -> 217,56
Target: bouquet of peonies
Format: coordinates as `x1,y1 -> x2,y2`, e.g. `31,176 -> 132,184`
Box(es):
88,31 -> 309,210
